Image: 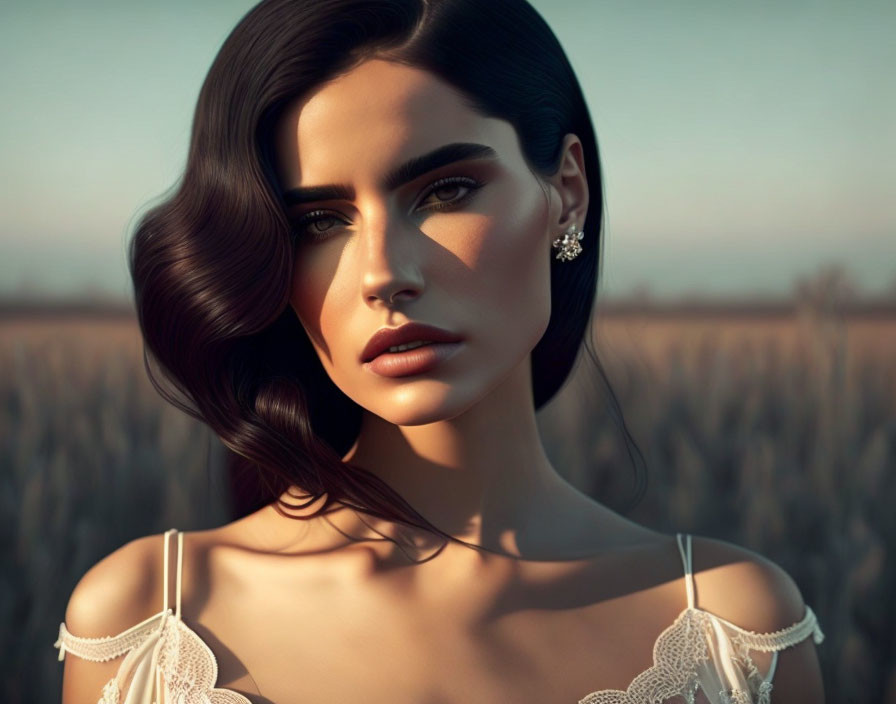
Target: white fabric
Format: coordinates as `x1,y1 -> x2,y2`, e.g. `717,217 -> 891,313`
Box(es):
54,530 -> 824,704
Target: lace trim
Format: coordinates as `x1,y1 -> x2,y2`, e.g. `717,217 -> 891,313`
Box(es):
55,610 -> 252,703
578,608 -> 708,704
718,680 -> 773,704
53,610 -> 168,662
578,606 -> 824,704
724,604 -> 824,688
717,605 -> 825,652
99,678 -> 120,704
57,604 -> 823,704
160,613 -> 253,703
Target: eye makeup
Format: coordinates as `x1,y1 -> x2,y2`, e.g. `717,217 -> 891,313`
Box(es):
281,142 -> 498,208
291,175 -> 485,242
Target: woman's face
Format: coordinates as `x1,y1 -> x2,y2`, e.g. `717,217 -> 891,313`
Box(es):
273,59 -> 581,426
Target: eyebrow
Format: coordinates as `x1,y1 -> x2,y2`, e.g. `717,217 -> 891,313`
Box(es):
281,142 -> 498,207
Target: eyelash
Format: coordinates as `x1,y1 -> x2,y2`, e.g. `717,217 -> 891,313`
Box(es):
291,176 -> 484,242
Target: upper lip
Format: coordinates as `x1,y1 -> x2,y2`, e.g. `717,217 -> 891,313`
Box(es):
361,322 -> 463,363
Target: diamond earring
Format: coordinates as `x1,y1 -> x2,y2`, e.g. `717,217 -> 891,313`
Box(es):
551,223 -> 584,262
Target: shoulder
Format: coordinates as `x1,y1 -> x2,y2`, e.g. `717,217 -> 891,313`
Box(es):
64,531 -> 168,638
685,533 -> 825,702
686,534 -> 806,631
60,532 -> 172,704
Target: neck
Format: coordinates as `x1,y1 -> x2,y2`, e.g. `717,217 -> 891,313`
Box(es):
331,355 -> 602,559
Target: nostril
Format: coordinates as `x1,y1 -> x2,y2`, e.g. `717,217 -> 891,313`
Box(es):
388,289 -> 420,304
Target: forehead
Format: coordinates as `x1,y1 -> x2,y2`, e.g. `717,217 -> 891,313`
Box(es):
274,59 -> 511,187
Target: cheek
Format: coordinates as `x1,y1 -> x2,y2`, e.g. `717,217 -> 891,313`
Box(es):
289,256 -> 341,359
458,184 -> 551,334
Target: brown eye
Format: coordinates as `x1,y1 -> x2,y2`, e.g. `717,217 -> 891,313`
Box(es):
433,184 -> 462,200
311,216 -> 339,232
292,176 -> 485,244
292,210 -> 347,242
419,176 -> 483,211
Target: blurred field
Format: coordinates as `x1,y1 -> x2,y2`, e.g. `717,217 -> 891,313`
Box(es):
3,301 -> 895,703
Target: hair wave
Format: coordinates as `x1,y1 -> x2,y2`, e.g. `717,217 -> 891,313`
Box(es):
129,0 -> 647,556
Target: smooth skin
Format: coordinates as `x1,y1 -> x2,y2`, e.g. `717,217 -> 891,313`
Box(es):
61,59 -> 824,703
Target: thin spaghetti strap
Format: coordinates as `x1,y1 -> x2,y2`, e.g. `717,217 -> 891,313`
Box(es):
162,528 -> 177,611
176,530 -> 184,620
163,529 -> 172,612
675,532 -> 696,609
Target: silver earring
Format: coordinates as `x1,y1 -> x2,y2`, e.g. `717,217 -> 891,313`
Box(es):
552,223 -> 584,262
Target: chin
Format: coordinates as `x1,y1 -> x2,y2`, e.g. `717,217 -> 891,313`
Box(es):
366,384 -> 484,427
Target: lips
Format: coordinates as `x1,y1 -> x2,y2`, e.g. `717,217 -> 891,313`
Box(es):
361,322 -> 463,363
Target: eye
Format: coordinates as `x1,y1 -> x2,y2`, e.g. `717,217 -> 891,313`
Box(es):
417,176 -> 483,211
290,176 -> 484,243
291,210 -> 348,243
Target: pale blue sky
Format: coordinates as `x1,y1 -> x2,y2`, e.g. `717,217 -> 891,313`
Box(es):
1,0 -> 893,300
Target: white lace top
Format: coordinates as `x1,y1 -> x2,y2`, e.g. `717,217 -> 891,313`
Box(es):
54,530 -> 824,704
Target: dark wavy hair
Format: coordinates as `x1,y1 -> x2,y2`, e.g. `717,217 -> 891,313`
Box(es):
129,0 -> 647,554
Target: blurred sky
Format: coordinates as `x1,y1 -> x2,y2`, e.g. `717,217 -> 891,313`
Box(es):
1,0 -> 894,301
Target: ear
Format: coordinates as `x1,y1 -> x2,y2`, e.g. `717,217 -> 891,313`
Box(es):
545,133 -> 589,239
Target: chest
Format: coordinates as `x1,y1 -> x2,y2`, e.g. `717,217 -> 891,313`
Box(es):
187,572 -> 690,704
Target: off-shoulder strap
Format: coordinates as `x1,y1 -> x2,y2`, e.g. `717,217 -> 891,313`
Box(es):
716,604 -> 826,651
54,611 -> 167,662
716,603 -> 826,685
53,531 -> 181,663
666,533 -> 826,695
675,533 -> 695,609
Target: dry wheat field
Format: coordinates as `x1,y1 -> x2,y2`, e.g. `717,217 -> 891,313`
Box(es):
2,302 -> 894,703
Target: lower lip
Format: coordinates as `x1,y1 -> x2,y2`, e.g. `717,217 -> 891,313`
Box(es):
365,342 -> 463,378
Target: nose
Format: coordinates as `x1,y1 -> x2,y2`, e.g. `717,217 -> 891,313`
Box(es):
360,213 -> 425,307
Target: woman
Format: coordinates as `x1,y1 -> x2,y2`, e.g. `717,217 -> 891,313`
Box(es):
54,1 -> 825,702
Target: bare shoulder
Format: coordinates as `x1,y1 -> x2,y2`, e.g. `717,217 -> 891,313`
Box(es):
64,532 -> 167,636
685,534 -> 806,629
687,534 -> 825,702
60,532 -> 168,704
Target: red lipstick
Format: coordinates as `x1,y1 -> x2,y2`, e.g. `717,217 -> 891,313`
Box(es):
361,322 -> 464,378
